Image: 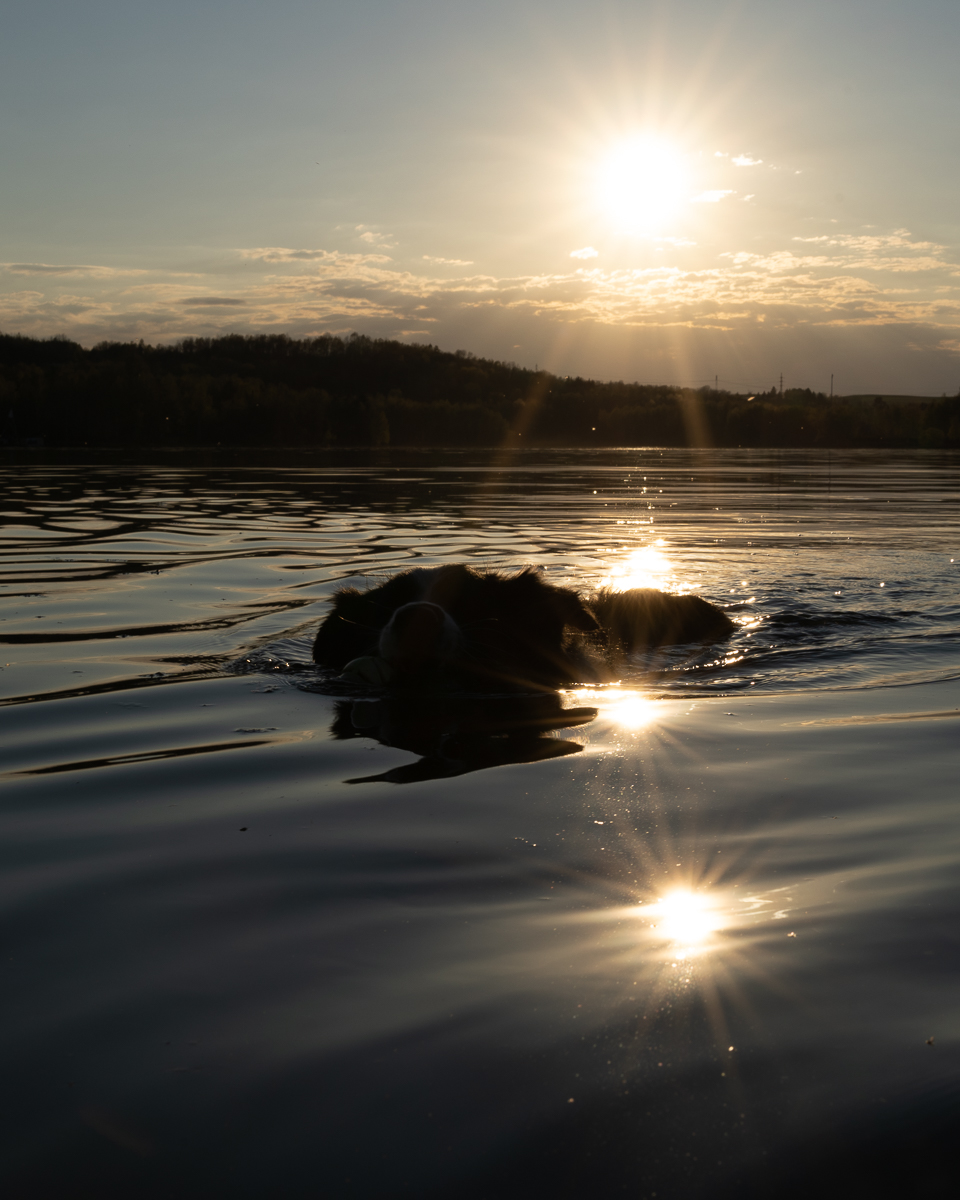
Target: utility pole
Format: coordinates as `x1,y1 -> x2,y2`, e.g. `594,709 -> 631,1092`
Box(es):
830,373 -> 834,398
715,374 -> 718,393
779,373 -> 783,397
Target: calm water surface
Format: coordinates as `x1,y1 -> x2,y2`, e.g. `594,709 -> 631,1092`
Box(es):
1,449 -> 958,1197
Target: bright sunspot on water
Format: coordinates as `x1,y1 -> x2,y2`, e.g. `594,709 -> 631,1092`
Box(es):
567,687 -> 659,729
596,136 -> 690,234
599,541 -> 679,592
603,690 -> 658,728
645,889 -> 725,949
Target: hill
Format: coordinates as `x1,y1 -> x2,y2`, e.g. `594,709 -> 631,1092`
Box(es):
1,331 -> 958,449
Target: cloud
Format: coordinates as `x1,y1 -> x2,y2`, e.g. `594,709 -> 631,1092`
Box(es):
5,227 -> 960,390
239,247 -> 392,266
691,190 -> 734,203
732,155 -> 763,167
423,255 -> 474,265
356,225 -> 396,248
237,243 -> 391,265
570,247 -> 599,259
793,229 -> 942,255
242,248 -> 332,262
762,229 -> 951,272
7,238 -> 954,334
2,263 -> 145,278
180,297 -> 247,306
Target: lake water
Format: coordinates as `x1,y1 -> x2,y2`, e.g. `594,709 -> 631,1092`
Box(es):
2,448 -> 958,1198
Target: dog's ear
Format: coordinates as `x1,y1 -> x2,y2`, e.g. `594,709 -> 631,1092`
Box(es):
422,564 -> 474,609
331,587 -> 382,625
512,570 -> 599,632
331,586 -> 362,612
556,590 -> 600,632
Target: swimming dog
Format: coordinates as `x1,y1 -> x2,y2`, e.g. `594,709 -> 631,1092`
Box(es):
312,564 -> 734,691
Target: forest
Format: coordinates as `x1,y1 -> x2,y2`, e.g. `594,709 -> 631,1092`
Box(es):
2,330 -> 959,449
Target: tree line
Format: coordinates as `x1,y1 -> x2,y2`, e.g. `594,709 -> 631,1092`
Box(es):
1,331 -> 958,448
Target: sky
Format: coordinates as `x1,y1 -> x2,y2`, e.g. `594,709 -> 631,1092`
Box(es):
3,0 -> 960,394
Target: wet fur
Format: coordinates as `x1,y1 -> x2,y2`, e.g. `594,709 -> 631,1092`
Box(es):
313,564 -> 734,691
589,587 -> 735,651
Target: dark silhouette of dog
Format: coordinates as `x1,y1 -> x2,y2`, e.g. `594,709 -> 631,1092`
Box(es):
312,564 -> 734,691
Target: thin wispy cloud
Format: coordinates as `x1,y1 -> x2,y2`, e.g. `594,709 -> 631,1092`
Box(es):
356,225 -> 396,248
239,247 -> 393,266
793,229 -> 942,253
180,297 -> 247,306
2,263 -> 146,278
570,247 -> 599,259
241,248 -> 333,262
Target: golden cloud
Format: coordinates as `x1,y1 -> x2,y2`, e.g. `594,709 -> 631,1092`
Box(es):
3,230 -> 960,351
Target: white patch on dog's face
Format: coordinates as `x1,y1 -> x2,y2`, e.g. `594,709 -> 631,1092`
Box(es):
378,602 -> 462,665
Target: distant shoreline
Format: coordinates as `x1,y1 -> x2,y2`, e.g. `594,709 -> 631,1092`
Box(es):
3,447 -> 957,470
3,331 -> 958,450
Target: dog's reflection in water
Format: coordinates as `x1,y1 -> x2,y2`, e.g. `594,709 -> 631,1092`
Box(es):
331,693 -> 598,784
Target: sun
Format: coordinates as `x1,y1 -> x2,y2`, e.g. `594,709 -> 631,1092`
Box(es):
596,135 -> 690,235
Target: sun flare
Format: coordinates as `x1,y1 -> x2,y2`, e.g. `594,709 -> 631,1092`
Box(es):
596,136 -> 690,234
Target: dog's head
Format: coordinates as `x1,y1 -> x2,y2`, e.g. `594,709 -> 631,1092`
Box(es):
378,601 -> 462,671
463,569 -> 599,686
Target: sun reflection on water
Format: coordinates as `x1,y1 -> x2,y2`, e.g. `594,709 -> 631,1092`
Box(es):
607,694 -> 655,728
553,867 -> 813,1060
599,541 -> 686,593
569,687 -> 659,729
643,889 -> 725,952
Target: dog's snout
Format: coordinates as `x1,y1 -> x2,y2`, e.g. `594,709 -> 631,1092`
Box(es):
379,602 -> 458,667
